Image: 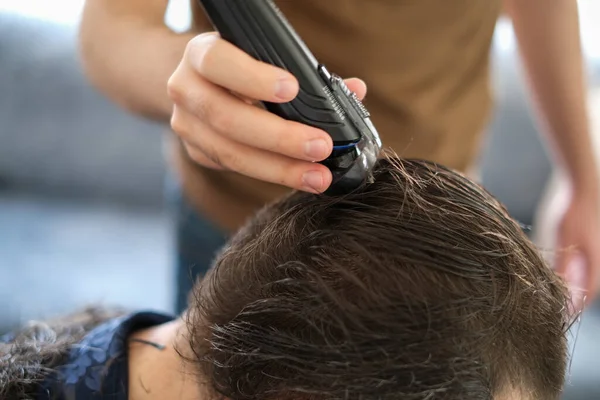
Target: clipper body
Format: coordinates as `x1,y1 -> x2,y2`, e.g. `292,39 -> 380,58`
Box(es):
198,0 -> 382,194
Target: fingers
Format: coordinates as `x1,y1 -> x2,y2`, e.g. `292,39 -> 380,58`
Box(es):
556,239 -> 599,310
186,33 -> 299,103
168,32 -> 370,193
173,105 -> 332,193
170,72 -> 333,162
583,243 -> 600,305
345,77 -> 368,100
559,252 -> 586,312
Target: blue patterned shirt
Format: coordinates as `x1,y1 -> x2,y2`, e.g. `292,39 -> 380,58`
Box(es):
38,311 -> 174,400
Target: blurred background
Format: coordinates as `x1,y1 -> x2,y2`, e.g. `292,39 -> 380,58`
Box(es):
0,1 -> 598,398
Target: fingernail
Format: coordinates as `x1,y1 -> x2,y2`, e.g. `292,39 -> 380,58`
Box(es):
275,78 -> 297,100
305,139 -> 330,160
302,171 -> 325,193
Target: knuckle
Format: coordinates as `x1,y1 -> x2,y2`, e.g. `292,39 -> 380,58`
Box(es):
208,105 -> 231,132
184,143 -> 214,167
166,74 -> 183,103
199,97 -> 229,131
201,144 -> 226,169
184,87 -> 212,124
169,109 -> 187,136
189,33 -> 220,77
218,150 -> 240,172
203,140 -> 241,172
186,145 -> 208,166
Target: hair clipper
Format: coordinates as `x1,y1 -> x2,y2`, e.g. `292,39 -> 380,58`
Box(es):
197,0 -> 382,195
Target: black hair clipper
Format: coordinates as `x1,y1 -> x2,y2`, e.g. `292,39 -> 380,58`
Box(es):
197,0 -> 382,195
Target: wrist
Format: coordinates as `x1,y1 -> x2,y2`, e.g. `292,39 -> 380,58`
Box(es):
561,147 -> 600,198
570,170 -> 600,201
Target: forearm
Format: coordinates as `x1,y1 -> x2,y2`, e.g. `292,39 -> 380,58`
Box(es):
78,1 -> 198,122
505,0 -> 599,192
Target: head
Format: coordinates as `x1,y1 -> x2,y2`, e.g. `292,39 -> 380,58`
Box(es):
183,157 -> 570,400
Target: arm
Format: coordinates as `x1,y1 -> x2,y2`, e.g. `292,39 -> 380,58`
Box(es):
503,0 -> 599,193
79,0 -> 354,193
504,0 -> 600,305
78,0 -> 207,121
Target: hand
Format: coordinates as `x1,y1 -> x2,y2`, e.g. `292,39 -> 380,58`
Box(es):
167,32 -> 367,193
555,190 -> 600,311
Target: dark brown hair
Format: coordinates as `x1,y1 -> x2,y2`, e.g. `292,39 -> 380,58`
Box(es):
186,157 -> 570,400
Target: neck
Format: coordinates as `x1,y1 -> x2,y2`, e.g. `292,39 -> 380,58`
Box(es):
127,318 -> 203,400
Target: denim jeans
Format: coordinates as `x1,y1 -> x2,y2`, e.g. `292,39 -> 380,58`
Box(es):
167,179 -> 228,313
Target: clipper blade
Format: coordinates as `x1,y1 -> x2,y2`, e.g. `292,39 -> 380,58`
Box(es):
323,132 -> 380,196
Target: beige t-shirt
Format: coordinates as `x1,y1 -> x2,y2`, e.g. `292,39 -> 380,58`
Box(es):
172,0 -> 502,233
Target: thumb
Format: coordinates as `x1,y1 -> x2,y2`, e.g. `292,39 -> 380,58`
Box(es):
344,78 -> 368,100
